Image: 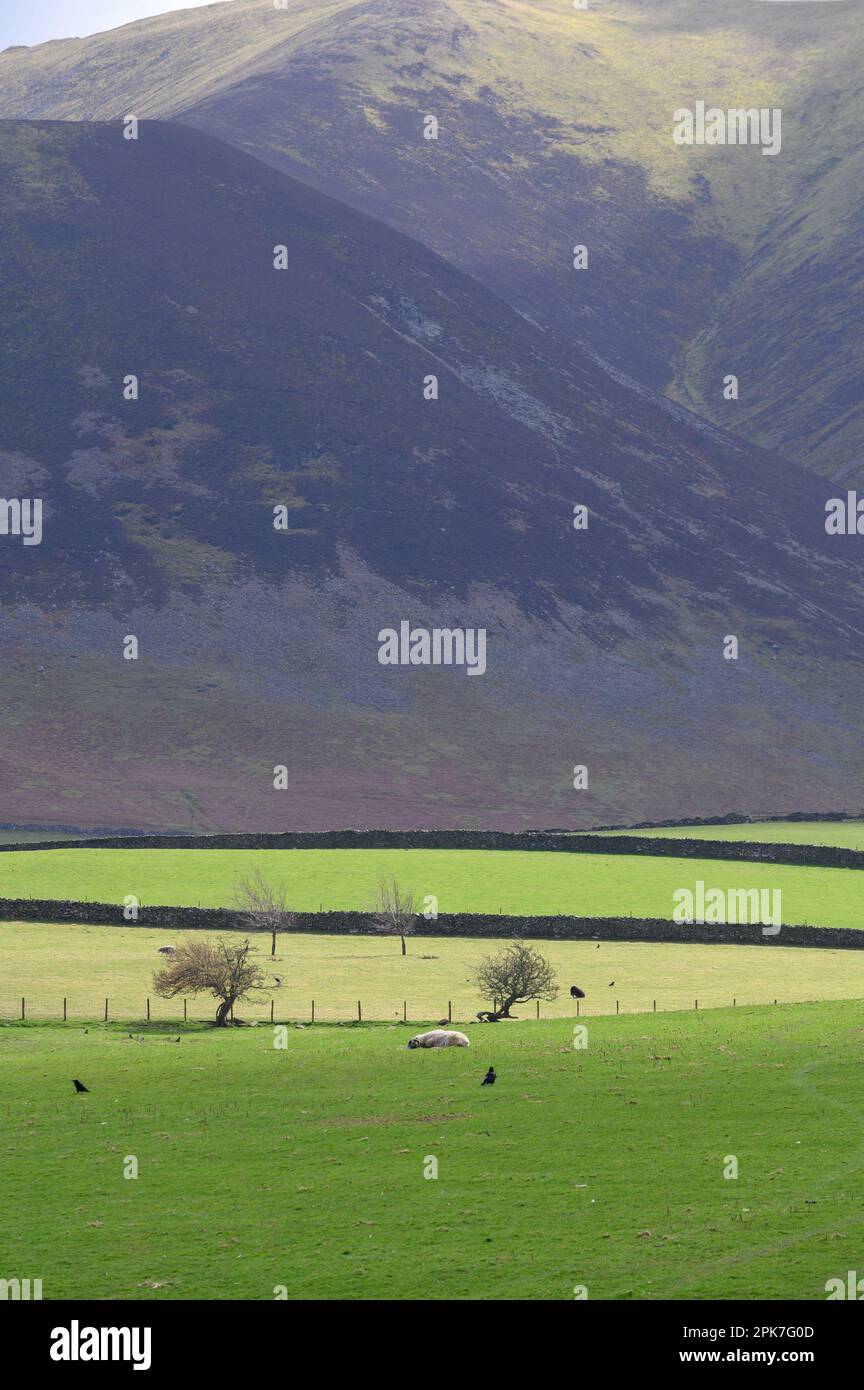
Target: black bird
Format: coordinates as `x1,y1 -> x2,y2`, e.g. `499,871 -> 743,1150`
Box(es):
274,977 -> 282,986
481,1067 -> 496,1086
72,1079 -> 89,1094
608,981 -> 615,987
570,986 -> 585,999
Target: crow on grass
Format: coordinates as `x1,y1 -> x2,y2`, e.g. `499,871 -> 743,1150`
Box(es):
481,1067 -> 496,1086
72,1079 -> 89,1094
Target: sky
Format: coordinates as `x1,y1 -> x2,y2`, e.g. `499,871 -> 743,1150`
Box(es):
0,1 -> 232,51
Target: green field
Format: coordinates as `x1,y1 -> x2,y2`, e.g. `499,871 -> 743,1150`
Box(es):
596,822 -> 864,850
3,1002 -> 863,1300
4,923 -> 864,1024
3,846 -> 864,929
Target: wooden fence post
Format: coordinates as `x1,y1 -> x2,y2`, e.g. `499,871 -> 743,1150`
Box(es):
615,999 -> 619,1016
63,997 -> 67,1022
104,998 -> 108,1022
448,1000 -> 452,1023
403,1000 -> 407,1022
146,997 -> 150,1021
183,998 -> 187,1022
311,999 -> 315,1023
270,1000 -> 274,1024
653,1000 -> 656,1013
695,999 -> 698,1010
536,1000 -> 540,1019
21,996 -> 25,1021
357,999 -> 362,1022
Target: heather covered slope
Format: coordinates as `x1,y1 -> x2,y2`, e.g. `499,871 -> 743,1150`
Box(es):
1,0 -> 861,473
1,118 -> 863,831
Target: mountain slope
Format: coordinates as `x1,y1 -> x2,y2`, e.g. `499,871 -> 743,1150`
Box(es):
1,0 -> 861,474
1,118 -> 863,831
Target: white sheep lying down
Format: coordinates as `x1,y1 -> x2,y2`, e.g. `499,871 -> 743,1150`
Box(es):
407,1029 -> 470,1049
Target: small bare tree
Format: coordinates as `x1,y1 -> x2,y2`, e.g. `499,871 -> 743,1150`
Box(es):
472,940 -> 558,1019
372,878 -> 417,956
153,937 -> 267,1026
233,870 -> 296,957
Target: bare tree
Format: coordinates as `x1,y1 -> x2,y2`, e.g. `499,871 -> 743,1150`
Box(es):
472,940 -> 558,1019
372,878 -> 417,956
153,937 -> 267,1026
233,870 -> 297,957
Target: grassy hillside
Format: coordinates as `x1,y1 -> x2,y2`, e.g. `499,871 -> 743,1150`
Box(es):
4,921 -> 864,1024
3,1002 -> 864,1298
2,0 -> 860,470
3,846 -> 863,929
0,829 -> 106,845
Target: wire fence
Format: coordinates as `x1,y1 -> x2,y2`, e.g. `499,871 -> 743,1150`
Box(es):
0,991 -> 797,1025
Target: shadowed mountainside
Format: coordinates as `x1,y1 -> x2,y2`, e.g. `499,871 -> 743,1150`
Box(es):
1,119 -> 864,830
0,0 -> 861,474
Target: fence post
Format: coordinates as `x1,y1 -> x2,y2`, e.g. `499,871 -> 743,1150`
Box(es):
695,999 -> 698,1010
576,1000 -> 580,1017
403,1000 -> 406,1022
21,996 -> 25,1021
448,1000 -> 452,1023
104,998 -> 108,1022
357,999 -> 362,1022
63,997 -> 67,1022
312,999 -> 315,1023
270,1000 -> 274,1024
653,999 -> 656,1013
183,998 -> 187,1022
616,999 -> 619,1016
146,997 -> 150,1021
733,997 -> 736,1007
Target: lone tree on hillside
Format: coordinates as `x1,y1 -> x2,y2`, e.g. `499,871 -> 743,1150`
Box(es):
233,870 -> 297,957
153,937 -> 267,1026
372,878 -> 417,956
472,939 -> 558,1019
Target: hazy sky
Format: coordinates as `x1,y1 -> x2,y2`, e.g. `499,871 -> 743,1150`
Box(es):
1,1 -> 232,51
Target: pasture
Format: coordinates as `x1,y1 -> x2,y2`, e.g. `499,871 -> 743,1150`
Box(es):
2,845 -> 863,928
595,820 -> 864,850
3,1001 -> 863,1300
3,922 -> 864,1023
